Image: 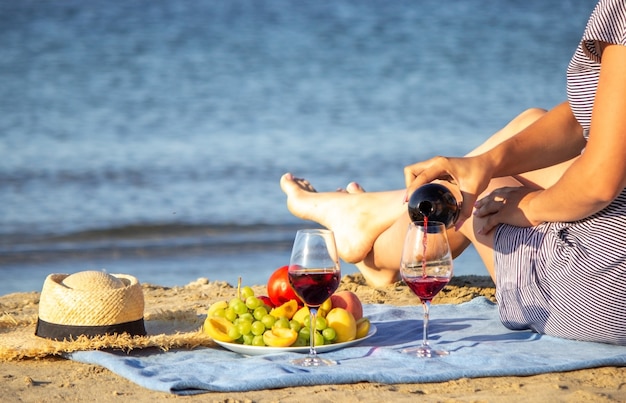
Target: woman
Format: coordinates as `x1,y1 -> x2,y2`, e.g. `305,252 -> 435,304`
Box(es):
280,0 -> 626,345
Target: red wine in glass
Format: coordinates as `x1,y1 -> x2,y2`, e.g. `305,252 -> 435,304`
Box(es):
289,268 -> 340,307
287,229 -> 341,367
400,221 -> 453,357
404,274 -> 450,302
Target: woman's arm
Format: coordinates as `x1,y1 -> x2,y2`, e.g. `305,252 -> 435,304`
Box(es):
482,101 -> 585,179
476,43 -> 626,231
404,102 -> 586,223
524,43 -> 626,222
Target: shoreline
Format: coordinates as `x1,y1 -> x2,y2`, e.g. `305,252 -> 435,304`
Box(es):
2,274 -> 625,402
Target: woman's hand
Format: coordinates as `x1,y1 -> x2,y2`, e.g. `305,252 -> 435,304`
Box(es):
404,155 -> 494,227
473,187 -> 542,234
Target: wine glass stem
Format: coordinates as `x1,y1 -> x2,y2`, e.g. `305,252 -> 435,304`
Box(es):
421,300 -> 431,347
308,307 -> 318,357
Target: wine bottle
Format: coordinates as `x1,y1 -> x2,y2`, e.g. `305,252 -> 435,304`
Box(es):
407,183 -> 460,228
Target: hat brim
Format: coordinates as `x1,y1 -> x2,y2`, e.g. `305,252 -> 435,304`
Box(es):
0,309 -> 214,361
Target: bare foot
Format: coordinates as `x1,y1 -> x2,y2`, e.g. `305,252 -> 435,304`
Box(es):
280,173 -> 405,263
335,182 -> 364,194
346,182 -> 365,193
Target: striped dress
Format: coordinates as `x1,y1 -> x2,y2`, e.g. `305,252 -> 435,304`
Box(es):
493,0 -> 626,345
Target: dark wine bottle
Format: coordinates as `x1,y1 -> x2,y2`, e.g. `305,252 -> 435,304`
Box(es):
407,183 -> 460,228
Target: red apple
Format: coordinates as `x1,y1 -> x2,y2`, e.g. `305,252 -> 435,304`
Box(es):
257,295 -> 275,309
330,291 -> 363,321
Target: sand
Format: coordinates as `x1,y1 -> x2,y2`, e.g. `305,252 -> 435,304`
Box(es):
1,274 -> 625,402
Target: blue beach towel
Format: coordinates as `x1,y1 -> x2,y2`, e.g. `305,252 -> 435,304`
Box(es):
69,297 -> 626,395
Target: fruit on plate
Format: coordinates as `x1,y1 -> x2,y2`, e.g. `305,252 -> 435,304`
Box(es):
318,297 -> 333,317
292,306 -> 310,325
267,265 -> 302,307
205,282 -> 339,347
325,307 -> 357,343
204,277 -> 372,348
257,295 -> 274,308
330,290 -> 363,321
269,299 -> 299,320
355,317 -> 371,339
203,316 -> 237,342
207,300 -> 228,318
263,327 -> 298,347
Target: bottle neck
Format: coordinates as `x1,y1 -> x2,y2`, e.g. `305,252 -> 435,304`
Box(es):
418,201 -> 434,216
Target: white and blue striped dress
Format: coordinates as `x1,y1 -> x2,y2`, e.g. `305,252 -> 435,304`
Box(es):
494,0 -> 626,345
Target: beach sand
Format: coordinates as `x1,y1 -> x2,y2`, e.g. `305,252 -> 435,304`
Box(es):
1,274 -> 625,402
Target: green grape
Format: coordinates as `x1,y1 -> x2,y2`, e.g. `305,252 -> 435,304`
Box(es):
298,326 -> 310,341
237,320 -> 252,335
241,286 -> 255,300
322,327 -> 337,342
293,336 -> 308,347
245,296 -> 262,310
242,334 -> 254,345
253,306 -> 268,321
238,312 -> 254,322
274,317 -> 290,329
261,314 -> 276,328
289,320 -> 301,332
228,297 -> 241,308
313,331 -> 325,347
227,326 -> 241,340
224,308 -> 237,322
315,316 -> 327,331
252,335 -> 265,346
230,299 -> 248,315
251,320 -> 266,336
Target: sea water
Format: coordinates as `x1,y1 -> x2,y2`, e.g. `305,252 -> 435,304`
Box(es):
0,0 -> 595,294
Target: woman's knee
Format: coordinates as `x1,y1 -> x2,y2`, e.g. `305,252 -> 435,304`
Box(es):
510,107 -> 547,131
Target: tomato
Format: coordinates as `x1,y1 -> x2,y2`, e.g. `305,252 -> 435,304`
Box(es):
267,265 -> 302,307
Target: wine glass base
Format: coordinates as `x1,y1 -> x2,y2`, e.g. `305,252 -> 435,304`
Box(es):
402,345 -> 449,358
291,355 -> 337,367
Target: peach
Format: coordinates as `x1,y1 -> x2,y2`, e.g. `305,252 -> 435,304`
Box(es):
330,291 -> 363,321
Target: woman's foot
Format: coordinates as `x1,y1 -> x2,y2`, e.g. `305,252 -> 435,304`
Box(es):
280,173 -> 405,263
346,182 -> 365,193
335,181 -> 364,193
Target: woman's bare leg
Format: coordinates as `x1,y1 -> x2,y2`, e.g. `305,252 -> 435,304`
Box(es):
457,108 -> 578,281
357,109 -> 556,279
280,108 -> 578,286
280,173 -> 406,264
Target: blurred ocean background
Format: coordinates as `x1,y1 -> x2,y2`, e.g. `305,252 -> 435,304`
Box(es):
0,0 -> 595,295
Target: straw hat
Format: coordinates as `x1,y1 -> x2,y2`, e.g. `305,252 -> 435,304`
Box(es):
0,271 -> 214,361
35,271 -> 147,340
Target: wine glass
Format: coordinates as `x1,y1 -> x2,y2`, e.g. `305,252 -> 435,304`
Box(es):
400,220 -> 453,357
287,229 -> 341,367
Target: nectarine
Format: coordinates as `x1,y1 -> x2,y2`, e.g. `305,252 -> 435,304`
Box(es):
330,291 -> 363,321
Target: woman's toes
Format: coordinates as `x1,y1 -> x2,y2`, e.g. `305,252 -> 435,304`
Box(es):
346,182 -> 365,193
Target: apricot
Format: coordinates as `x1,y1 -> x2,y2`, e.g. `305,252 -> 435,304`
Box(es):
203,316 -> 236,342
263,327 -> 298,347
318,298 -> 333,318
330,291 -> 363,321
292,306 -> 310,325
355,317 -> 371,339
325,307 -> 357,343
269,299 -> 299,319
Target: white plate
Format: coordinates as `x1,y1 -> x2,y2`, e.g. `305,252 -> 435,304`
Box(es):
213,324 -> 377,356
